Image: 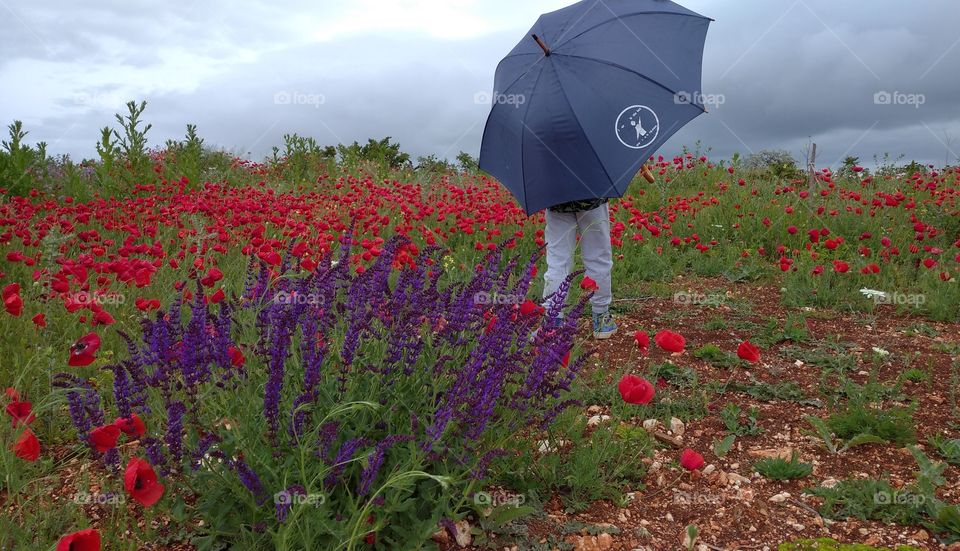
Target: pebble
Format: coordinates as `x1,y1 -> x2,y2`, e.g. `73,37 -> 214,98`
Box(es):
587,414 -> 612,427
642,419 -> 659,431
649,460 -> 661,473
666,513 -> 674,522
454,520 -> 471,547
669,417 -> 685,436
820,478 -> 838,488
587,405 -> 603,414
769,492 -> 791,503
703,464 -> 716,475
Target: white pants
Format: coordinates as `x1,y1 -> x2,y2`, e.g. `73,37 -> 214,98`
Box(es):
542,203 -> 613,315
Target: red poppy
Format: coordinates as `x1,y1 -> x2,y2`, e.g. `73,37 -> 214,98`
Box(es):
579,276 -> 599,291
13,428 -> 40,461
56,528 -> 101,551
69,332 -> 101,367
737,340 -> 761,363
832,260 -> 850,273
208,288 -> 226,304
90,424 -> 121,452
200,267 -> 224,287
484,315 -> 497,334
4,290 -> 23,317
92,310 -> 115,326
32,313 -> 46,327
633,331 -> 650,353
114,414 -> 147,438
518,299 -> 544,317
228,346 -> 245,367
617,374 -> 655,405
5,387 -> 20,401
654,330 -> 686,353
680,448 -> 705,471
6,400 -> 36,426
124,457 -> 165,507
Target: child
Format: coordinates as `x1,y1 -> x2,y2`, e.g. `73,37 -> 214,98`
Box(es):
542,197 -> 617,339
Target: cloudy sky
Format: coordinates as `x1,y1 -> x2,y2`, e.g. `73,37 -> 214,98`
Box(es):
1,0 -> 958,168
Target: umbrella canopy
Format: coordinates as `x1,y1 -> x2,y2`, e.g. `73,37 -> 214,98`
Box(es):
479,0 -> 712,214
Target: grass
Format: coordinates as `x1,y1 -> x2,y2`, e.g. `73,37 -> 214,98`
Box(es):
753,452 -> 813,480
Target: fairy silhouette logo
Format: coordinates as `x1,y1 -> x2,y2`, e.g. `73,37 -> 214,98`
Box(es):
615,105 -> 659,149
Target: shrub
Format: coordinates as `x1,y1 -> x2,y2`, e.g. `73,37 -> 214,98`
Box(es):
52,236 -> 587,549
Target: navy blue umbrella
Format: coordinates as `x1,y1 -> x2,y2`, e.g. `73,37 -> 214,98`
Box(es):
479,0 -> 712,214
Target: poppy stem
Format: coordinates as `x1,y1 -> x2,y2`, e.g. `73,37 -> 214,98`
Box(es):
531,34 -> 550,56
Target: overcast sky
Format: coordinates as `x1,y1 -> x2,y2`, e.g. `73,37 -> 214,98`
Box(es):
1,0 -> 958,168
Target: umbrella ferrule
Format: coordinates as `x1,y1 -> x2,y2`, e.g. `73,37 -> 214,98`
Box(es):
531,34 -> 551,56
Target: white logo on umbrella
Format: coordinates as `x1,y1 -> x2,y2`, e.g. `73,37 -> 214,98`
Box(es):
615,105 -> 659,149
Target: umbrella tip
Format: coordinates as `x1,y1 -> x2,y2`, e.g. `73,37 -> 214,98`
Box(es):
531,34 -> 551,56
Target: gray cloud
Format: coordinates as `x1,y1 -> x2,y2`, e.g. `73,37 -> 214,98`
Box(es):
1,0 -> 958,168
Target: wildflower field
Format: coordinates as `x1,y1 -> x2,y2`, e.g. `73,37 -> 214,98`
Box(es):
1,109 -> 959,550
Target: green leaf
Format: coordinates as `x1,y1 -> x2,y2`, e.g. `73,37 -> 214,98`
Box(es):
713,434 -> 736,458
805,416 -> 837,453
841,433 -> 887,451
487,505 -> 535,528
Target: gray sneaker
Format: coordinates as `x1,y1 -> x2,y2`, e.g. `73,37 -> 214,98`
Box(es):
592,311 -> 618,340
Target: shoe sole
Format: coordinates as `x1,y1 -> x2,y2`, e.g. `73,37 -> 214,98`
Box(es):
593,329 -> 617,340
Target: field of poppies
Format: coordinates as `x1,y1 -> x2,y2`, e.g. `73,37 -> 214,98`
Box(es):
1,114 -> 959,550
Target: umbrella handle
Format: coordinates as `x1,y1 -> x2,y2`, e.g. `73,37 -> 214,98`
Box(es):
641,165 -> 656,183
531,34 -> 551,56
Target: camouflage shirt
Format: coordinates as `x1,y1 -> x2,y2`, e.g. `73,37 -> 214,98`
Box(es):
547,198 -> 609,213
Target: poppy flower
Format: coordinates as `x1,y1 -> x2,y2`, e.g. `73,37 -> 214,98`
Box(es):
200,267 -> 224,287
679,448 -> 705,471
208,288 -> 226,304
737,340 -> 761,363
4,290 -> 23,317
13,428 -> 40,461
69,332 -> 101,367
124,457 -> 165,507
56,528 -> 101,551
90,424 -> 121,452
32,313 -> 46,327
617,374 -> 655,405
114,414 -> 147,438
633,331 -> 650,353
832,260 -> 850,273
654,330 -> 686,353
6,400 -> 36,426
518,299 -> 543,317
580,276 -> 599,291
5,387 -> 20,401
92,310 -> 115,326
228,346 -> 245,367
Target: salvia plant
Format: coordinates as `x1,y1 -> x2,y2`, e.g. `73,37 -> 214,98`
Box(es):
52,231 -> 588,550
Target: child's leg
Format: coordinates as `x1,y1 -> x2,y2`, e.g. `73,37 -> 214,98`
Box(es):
542,209 -> 578,310
576,203 -> 613,315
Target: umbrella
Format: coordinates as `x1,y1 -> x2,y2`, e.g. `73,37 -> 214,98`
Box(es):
478,0 -> 712,214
